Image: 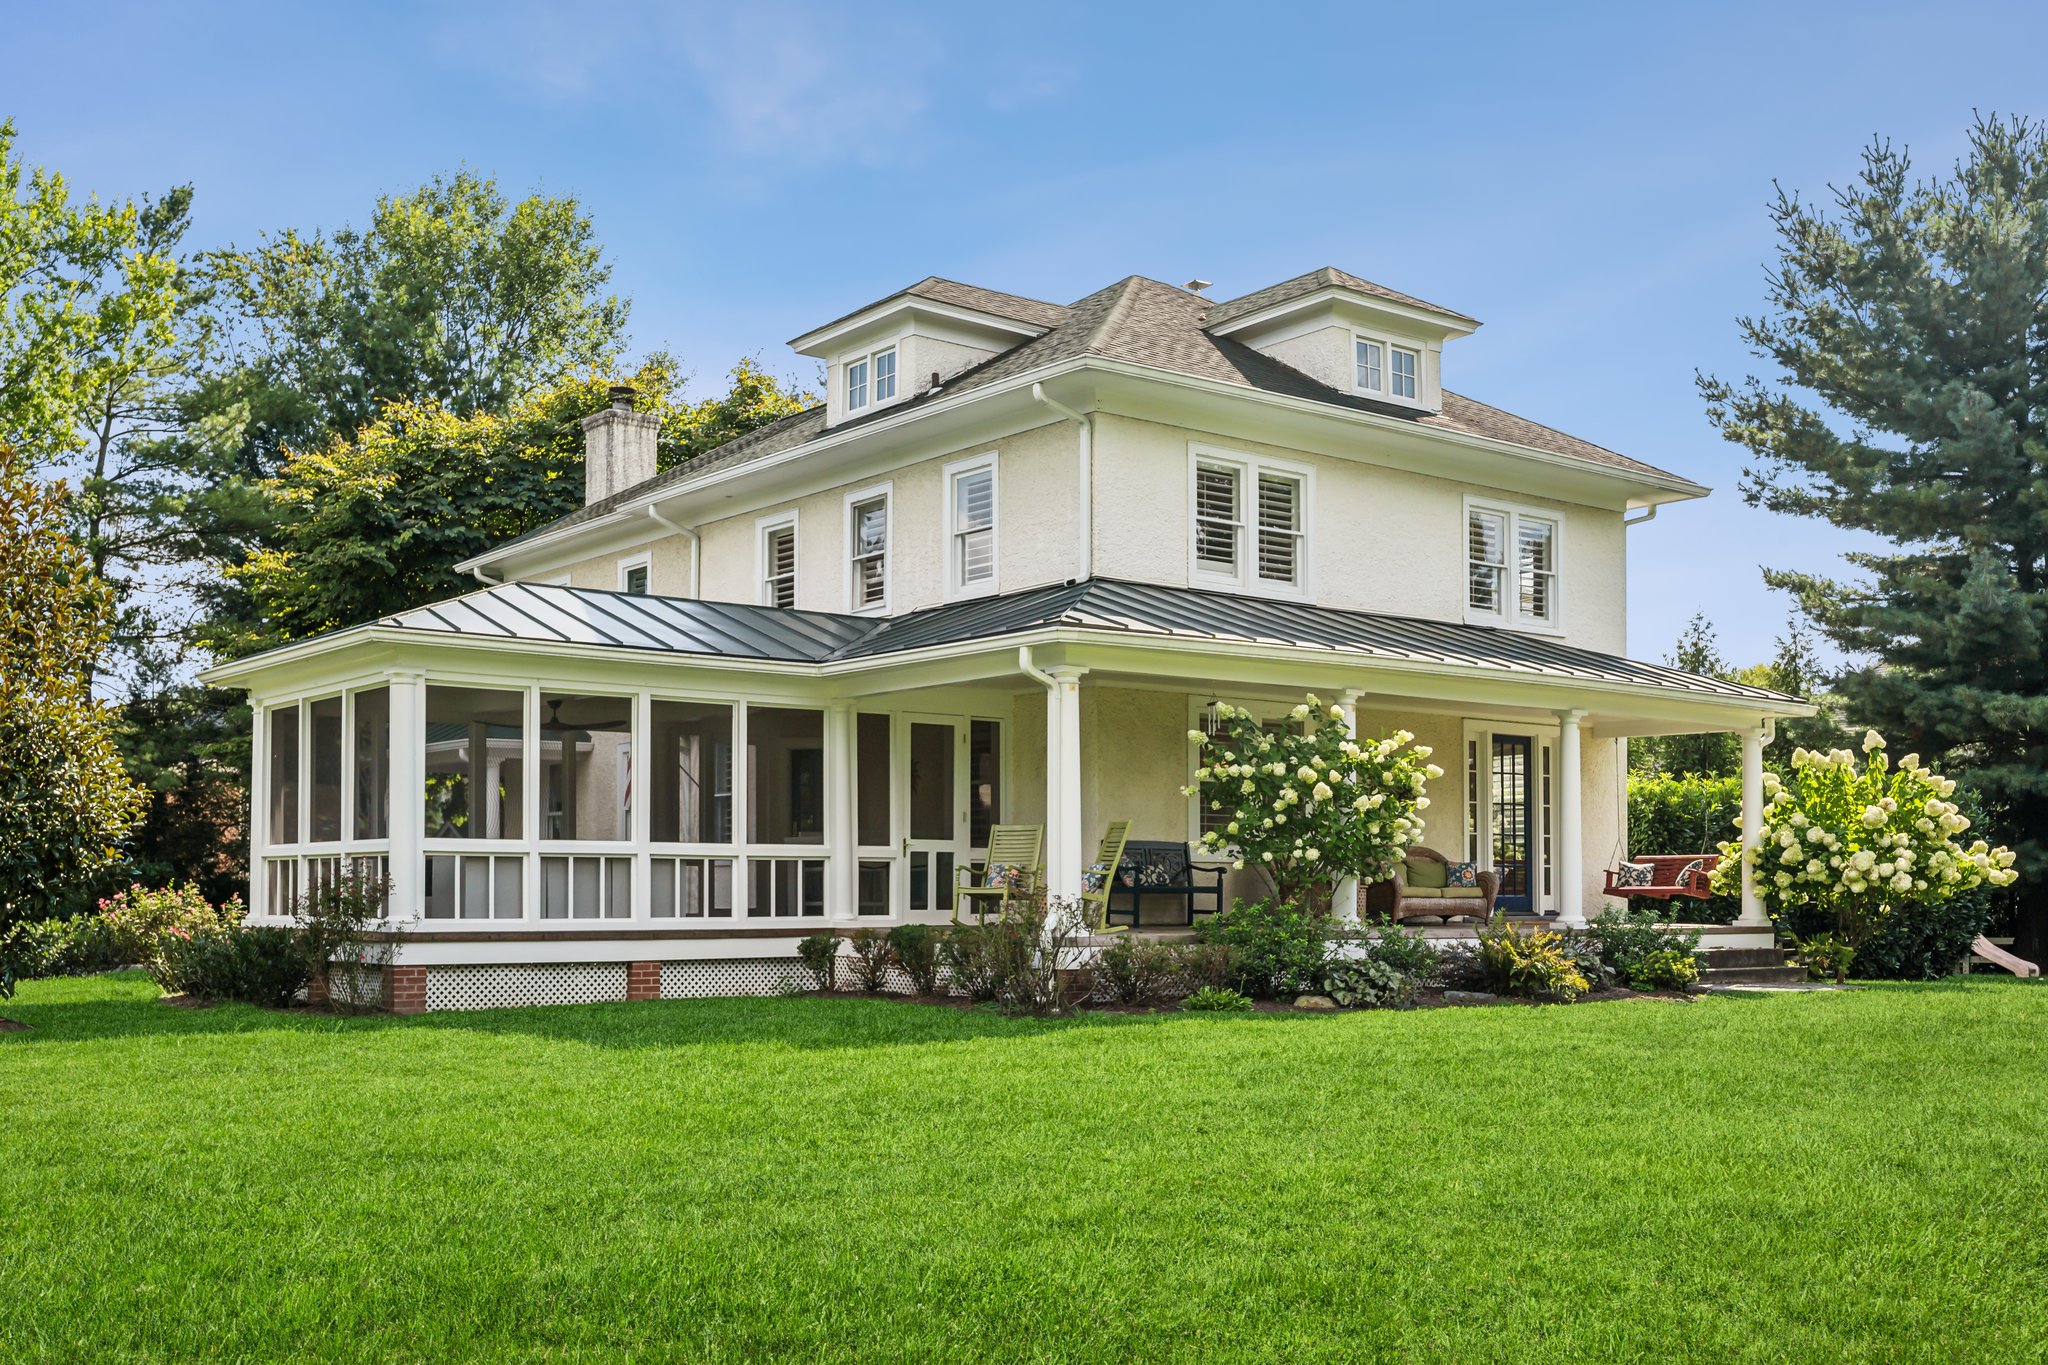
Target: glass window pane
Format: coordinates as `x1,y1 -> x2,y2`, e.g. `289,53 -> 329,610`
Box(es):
651,700 -> 734,844
970,720 -> 1000,848
846,359 -> 867,410
1392,348 -> 1418,399
425,686 -> 526,839
858,860 -> 891,916
856,713 -> 891,847
1255,474 -> 1300,585
1355,339 -> 1381,390
910,722 -> 954,842
494,856 -> 523,919
308,696 -> 343,841
542,855 -> 570,918
267,704 -> 300,845
424,854 -> 456,918
606,857 -> 632,918
352,687 -> 390,841
1194,465 -> 1239,572
747,707 -> 825,846
872,348 -> 896,402
460,854 -> 492,919
540,693 -> 634,841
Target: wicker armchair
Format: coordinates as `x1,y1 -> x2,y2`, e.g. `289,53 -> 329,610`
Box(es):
1363,847 -> 1499,924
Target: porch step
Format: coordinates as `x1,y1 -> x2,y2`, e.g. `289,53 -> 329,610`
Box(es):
1697,944 -> 1806,987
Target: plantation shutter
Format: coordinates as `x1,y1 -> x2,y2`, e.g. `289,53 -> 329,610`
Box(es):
1517,518 -> 1556,623
850,496 -> 887,608
955,468 -> 994,585
1255,473 -> 1302,586
1193,464 -> 1240,573
764,526 -> 796,608
1468,509 -> 1506,613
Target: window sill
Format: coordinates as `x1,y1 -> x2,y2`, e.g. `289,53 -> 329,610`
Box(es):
945,579 -> 999,603
1190,574 -> 1308,603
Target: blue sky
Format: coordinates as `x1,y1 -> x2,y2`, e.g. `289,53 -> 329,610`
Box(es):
9,0 -> 2044,665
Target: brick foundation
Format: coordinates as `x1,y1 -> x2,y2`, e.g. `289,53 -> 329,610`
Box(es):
625,960 -> 662,1002
387,964 -> 428,1015
306,971 -> 330,1007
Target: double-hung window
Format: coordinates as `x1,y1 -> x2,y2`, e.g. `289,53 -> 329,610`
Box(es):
1466,498 -> 1561,631
842,345 -> 897,414
945,454 -> 997,599
1189,447 -> 1309,596
1353,333 -> 1423,404
847,487 -> 889,612
760,514 -> 797,609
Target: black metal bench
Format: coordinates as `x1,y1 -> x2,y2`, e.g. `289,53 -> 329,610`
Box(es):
1106,840 -> 1227,928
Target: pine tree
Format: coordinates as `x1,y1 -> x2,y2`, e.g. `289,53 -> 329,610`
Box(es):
1699,115 -> 2047,953
1631,613 -> 1739,776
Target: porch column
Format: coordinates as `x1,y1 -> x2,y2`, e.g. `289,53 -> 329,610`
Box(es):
825,701 -> 857,920
387,672 -> 426,922
1335,690 -> 1362,922
1046,666 -> 1087,899
1737,722 -> 1771,927
1553,708 -> 1586,927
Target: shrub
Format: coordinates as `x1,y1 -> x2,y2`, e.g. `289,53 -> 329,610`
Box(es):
1359,924 -> 1441,982
984,895 -> 1095,1016
1793,933 -> 1855,982
1320,956 -> 1416,1009
796,933 -> 839,991
1097,937 -> 1181,1004
158,926 -> 311,1007
886,924 -> 943,995
295,872 -> 390,1012
1181,985 -> 1254,1013
1196,900 -> 1327,999
1471,924 -> 1590,1002
99,884 -> 243,969
1587,911 -> 1702,991
939,925 -> 1003,1002
845,929 -> 895,993
1169,941 -> 1234,994
0,913 -> 128,980
1626,772 -> 1742,924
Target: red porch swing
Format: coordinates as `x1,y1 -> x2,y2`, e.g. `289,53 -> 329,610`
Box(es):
1602,853 -> 1721,902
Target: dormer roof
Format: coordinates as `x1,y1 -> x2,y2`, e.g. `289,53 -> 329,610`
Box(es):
787,275 -> 1070,353
1204,265 -> 1479,332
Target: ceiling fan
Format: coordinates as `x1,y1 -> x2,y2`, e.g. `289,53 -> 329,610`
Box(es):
538,697 -> 632,733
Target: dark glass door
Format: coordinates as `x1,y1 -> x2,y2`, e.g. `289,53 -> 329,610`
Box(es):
1490,735 -> 1533,912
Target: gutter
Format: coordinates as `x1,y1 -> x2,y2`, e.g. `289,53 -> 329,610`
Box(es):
647,506 -> 700,597
1031,383 -> 1093,582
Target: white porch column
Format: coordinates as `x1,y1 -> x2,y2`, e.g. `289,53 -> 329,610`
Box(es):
1046,666 -> 1087,898
825,701 -> 857,920
1553,708 -> 1586,927
1738,723 -> 1771,927
387,672 -> 426,922
1335,689 -> 1362,922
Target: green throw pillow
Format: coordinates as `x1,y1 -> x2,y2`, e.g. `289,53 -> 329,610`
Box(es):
1403,858 -> 1446,889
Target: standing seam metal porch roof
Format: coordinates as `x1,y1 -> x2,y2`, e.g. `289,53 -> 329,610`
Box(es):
370,579 -> 1799,706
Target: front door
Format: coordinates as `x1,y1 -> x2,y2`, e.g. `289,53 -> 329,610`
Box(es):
903,719 -> 967,915
1489,734 -> 1535,913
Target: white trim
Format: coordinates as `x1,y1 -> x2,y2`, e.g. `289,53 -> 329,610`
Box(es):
533,572 -> 571,587
942,452 -> 999,601
1462,494 -> 1565,635
616,553 -> 651,595
1185,442 -> 1313,601
842,481 -> 892,616
1351,328 -> 1427,410
1462,719 -> 1560,914
755,509 -> 799,609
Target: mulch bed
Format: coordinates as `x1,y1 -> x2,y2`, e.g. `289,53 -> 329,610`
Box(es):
814,986 -> 1699,1014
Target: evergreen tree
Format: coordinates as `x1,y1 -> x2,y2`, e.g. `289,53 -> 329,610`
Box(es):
1631,613 -> 1740,776
1699,115 -> 2047,952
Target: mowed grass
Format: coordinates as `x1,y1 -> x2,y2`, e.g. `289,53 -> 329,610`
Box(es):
4,975 -> 2046,1364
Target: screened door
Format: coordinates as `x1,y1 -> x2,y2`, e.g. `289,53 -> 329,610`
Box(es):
904,720 -> 966,915
1488,734 -> 1534,912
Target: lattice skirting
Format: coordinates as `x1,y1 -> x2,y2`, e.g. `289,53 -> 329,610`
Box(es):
424,962 -> 630,1012
327,965 -> 384,1009
660,958 -> 807,999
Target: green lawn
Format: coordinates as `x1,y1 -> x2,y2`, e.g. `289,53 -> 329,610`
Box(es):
4,974 -> 2046,1364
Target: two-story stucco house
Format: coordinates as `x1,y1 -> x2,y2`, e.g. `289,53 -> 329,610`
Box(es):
202,268 -> 1811,1012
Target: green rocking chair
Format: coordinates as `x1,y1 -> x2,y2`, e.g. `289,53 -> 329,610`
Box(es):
953,824 -> 1044,924
1078,821 -> 1132,934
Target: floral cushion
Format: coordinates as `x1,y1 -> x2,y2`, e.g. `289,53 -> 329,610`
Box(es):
1613,861 -> 1656,888
1445,861 -> 1482,889
983,863 -> 1032,892
1674,858 -> 1707,886
1081,861 -> 1114,896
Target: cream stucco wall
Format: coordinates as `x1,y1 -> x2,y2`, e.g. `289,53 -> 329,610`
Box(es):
1089,414 -> 1628,654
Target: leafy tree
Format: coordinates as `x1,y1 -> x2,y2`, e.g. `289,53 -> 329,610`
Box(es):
0,119 -> 183,468
0,448 -> 146,927
217,357 -> 811,654
113,683 -> 249,907
1630,613 -> 1739,776
1699,115 -> 2048,952
1729,612 -> 1849,766
206,169 -> 628,475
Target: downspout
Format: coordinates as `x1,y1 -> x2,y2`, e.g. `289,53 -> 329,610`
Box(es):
1623,503 -> 1659,528
470,565 -> 501,586
1031,383 -> 1093,582
1018,644 -> 1058,691
648,505 -> 701,598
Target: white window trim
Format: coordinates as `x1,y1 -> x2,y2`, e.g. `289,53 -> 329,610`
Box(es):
1351,330 -> 1426,408
617,553 -> 651,595
1185,443 -> 1313,601
1463,495 -> 1565,635
942,452 -> 999,602
843,481 -> 892,616
843,356 -> 869,414
1462,719 -> 1559,915
840,342 -> 901,418
756,509 -> 799,609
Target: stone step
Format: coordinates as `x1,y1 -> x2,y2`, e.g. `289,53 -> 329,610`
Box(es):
1698,964 -> 1810,986
1700,947 -> 1792,969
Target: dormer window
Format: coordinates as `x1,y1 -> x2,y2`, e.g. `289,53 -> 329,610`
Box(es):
1390,346 -> 1418,399
1354,339 -> 1381,392
1353,333 -> 1424,404
843,346 -> 898,415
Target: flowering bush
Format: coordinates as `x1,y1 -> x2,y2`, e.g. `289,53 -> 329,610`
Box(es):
1712,732 -> 2019,982
1187,695 -> 1441,915
99,884 -> 245,977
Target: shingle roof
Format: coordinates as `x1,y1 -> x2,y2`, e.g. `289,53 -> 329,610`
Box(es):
370,578 -> 1799,707
788,275 -> 1070,345
1203,266 -> 1479,329
484,273 -> 1683,562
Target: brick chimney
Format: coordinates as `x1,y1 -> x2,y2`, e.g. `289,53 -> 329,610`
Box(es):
579,385 -> 659,505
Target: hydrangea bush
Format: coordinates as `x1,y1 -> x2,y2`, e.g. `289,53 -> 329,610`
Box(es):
1187,695 -> 1441,916
1711,731 -> 2018,981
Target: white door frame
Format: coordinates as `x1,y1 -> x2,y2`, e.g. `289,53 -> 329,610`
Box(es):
1462,719 -> 1557,916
